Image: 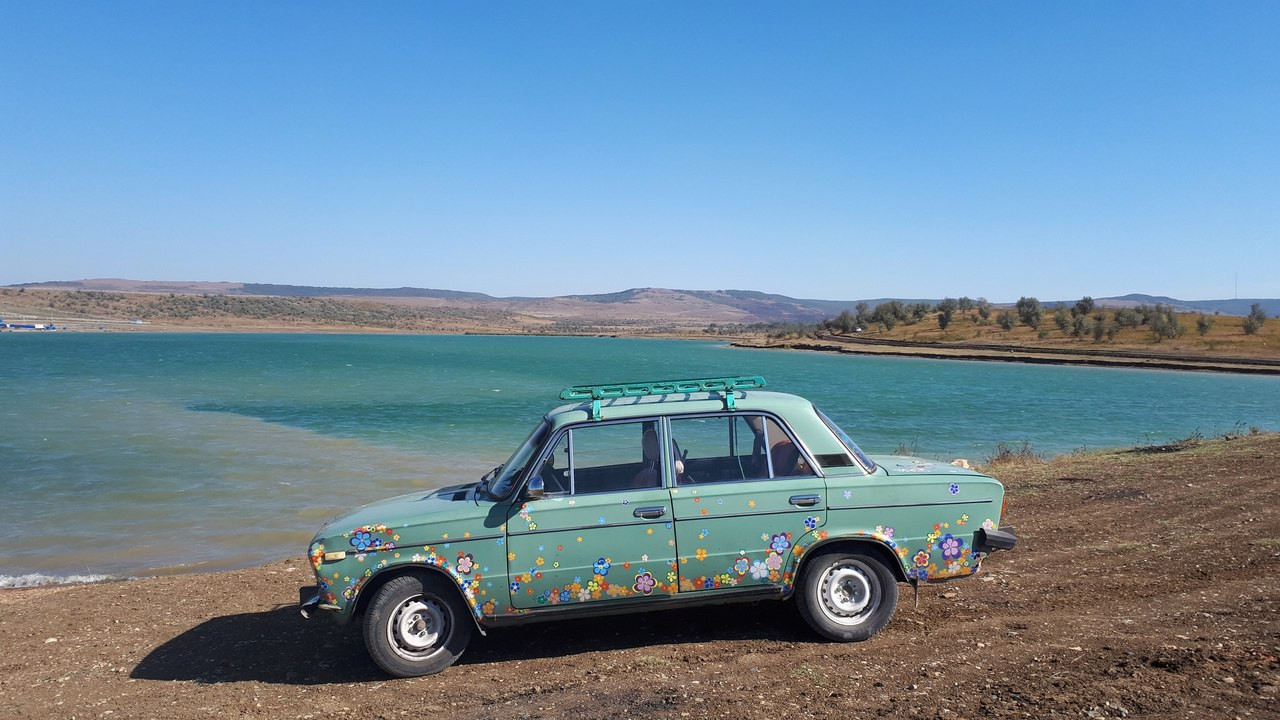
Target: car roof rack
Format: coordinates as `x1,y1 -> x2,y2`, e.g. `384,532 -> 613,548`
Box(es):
560,375 -> 767,420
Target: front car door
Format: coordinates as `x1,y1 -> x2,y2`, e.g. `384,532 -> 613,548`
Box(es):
505,418 -> 677,609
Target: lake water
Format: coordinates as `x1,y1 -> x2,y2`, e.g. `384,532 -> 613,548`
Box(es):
2,333 -> 1278,584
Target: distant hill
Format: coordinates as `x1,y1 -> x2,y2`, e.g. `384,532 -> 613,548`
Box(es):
8,279 -> 1277,324
1087,294 -> 1280,317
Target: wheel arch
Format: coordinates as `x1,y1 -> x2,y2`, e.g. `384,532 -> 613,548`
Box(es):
795,536 -> 909,588
351,564 -> 487,636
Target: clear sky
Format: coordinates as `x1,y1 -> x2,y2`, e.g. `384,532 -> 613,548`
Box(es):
2,2 -> 1277,302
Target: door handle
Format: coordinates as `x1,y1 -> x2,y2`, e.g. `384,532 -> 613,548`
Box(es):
633,506 -> 666,519
789,494 -> 821,507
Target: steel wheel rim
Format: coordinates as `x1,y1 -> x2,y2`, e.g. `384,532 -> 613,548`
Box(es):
387,596 -> 449,661
818,561 -> 877,626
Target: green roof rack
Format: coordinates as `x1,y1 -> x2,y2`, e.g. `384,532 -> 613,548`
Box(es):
560,375 -> 767,420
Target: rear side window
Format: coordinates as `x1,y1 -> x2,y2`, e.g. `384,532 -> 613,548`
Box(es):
669,413 -> 816,485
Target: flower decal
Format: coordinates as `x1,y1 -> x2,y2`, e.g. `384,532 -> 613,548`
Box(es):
750,560 -> 770,579
634,572 -> 657,595
350,530 -> 379,552
455,553 -> 474,574
938,534 -> 963,560
593,558 -> 611,576
733,557 -> 750,576
765,552 -> 784,571
804,516 -> 818,531
913,550 -> 931,567
949,483 -> 960,495
770,533 -> 792,554
695,548 -> 708,561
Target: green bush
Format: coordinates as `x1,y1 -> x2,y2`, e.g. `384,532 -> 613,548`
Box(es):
1243,303 -> 1266,335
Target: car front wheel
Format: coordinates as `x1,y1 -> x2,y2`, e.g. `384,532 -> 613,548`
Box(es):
363,573 -> 473,677
796,551 -> 898,641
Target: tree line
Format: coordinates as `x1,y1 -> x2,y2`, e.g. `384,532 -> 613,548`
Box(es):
817,296 -> 1269,343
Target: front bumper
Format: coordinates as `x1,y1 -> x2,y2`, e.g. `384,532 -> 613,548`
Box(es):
299,585 -> 340,619
975,525 -> 1017,552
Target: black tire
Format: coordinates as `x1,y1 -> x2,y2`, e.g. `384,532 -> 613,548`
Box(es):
363,573 -> 473,677
795,551 -> 899,641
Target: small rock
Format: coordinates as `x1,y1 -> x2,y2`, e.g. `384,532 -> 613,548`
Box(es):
44,638 -> 58,644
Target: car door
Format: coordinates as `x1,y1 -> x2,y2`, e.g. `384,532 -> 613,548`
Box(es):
505,418 -> 677,609
669,412 -> 825,593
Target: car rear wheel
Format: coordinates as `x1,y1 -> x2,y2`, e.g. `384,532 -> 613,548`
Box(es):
796,551 -> 898,641
363,573 -> 473,677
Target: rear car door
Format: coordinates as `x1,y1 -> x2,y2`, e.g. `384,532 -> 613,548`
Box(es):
668,413 -> 825,593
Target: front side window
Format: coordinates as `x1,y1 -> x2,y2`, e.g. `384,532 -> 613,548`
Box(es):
536,420 -> 665,495
669,413 -> 817,485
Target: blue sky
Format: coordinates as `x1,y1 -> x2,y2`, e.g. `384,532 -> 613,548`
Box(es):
2,2 -> 1277,302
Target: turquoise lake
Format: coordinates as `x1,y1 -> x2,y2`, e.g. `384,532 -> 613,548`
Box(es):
2,333 -> 1278,584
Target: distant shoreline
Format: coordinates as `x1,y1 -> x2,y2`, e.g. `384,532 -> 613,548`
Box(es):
732,335 -> 1280,376
8,323 -> 1280,375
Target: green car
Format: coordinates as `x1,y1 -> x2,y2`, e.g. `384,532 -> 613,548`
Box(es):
300,375 -> 1016,677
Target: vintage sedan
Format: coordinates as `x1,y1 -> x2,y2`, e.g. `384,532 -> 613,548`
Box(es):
300,375 -> 1016,677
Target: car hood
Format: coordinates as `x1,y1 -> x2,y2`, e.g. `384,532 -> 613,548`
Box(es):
868,455 -> 990,478
313,482 -> 503,548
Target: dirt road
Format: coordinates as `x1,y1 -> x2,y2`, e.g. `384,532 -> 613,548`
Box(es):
4,434 -> 1278,719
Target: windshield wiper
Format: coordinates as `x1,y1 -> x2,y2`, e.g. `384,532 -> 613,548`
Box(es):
475,464 -> 503,502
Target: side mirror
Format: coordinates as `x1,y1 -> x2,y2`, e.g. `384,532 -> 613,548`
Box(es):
525,476 -> 545,500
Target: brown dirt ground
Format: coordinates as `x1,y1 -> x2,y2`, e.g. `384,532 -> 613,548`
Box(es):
3,434 -> 1278,719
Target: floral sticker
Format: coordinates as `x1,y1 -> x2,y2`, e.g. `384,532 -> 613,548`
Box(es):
634,572 -> 657,595
456,553 -> 475,574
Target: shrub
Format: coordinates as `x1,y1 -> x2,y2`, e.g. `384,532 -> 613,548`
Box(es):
1072,314 -> 1090,338
1113,307 -> 1142,329
1243,303 -> 1266,335
1150,304 -> 1183,341
1054,307 -> 1070,332
1092,312 -> 1108,342
1196,314 -> 1214,336
1015,296 -> 1043,329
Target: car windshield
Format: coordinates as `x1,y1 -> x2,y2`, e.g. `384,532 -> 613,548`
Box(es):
485,419 -> 550,499
814,406 -> 876,472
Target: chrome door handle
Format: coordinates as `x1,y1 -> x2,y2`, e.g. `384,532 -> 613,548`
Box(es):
789,494 -> 821,507
633,506 -> 666,519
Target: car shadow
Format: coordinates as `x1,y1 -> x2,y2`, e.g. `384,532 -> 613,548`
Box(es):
130,601 -> 814,685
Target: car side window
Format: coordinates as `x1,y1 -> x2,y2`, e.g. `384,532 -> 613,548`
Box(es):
541,421 -> 664,495
670,413 -> 815,485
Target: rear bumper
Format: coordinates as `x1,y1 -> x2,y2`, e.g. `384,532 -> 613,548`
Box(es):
976,526 -> 1017,552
